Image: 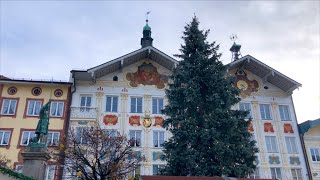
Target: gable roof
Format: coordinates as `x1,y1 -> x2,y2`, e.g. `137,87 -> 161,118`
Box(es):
226,55 -> 301,93
72,46 -> 178,81
0,75 -> 10,80
298,118 -> 320,134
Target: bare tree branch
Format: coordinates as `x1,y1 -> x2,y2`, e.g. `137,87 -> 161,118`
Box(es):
51,124 -> 144,180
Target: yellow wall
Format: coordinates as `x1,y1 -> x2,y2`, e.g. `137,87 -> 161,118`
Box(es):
305,124 -> 320,137
0,82 -> 70,168
304,124 -> 320,180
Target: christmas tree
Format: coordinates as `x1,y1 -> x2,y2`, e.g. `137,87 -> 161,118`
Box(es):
162,16 -> 258,177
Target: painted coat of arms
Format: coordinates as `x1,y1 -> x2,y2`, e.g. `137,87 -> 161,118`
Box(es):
284,123 -> 294,133
129,115 -> 141,126
103,115 -> 118,125
154,116 -> 164,127
264,122 -> 275,133
126,62 -> 168,89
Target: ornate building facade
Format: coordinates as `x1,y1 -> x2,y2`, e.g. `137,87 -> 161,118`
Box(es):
0,77 -> 71,180
227,51 -> 308,179
68,21 -> 308,179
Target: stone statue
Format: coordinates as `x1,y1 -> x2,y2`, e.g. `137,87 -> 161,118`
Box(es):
30,100 -> 51,146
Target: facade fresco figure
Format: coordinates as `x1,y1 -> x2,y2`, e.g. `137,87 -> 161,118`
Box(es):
31,100 -> 51,145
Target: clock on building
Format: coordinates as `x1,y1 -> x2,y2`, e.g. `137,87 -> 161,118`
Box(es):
234,69 -> 259,97
236,79 -> 249,90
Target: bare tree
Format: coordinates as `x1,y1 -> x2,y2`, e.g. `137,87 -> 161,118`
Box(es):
0,153 -> 11,168
54,125 -> 143,180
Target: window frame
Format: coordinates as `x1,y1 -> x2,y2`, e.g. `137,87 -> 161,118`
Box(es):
239,102 -> 252,119
130,97 -> 143,113
46,131 -> 60,147
259,104 -> 272,120
152,164 -> 165,175
45,164 -> 56,180
0,98 -> 19,116
265,136 -> 279,153
291,168 -> 302,180
285,136 -> 298,154
153,131 -> 165,148
279,105 -> 291,121
129,130 -> 142,147
105,95 -> 118,113
152,97 -> 164,114
75,127 -> 89,144
80,95 -> 92,111
15,164 -> 24,173
128,165 -> 141,178
25,98 -> 43,117
20,131 -> 36,146
249,167 -> 260,179
0,128 -> 13,148
270,167 -> 282,180
50,101 -> 65,117
310,147 -> 320,162
104,129 -> 118,138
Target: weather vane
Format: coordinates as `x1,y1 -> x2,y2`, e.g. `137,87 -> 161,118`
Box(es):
146,11 -> 151,23
230,34 -> 238,42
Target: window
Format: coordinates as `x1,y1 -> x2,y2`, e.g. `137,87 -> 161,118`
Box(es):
21,131 -> 36,146
279,105 -> 291,121
153,165 -> 165,175
128,165 -> 140,178
27,100 -> 42,116
240,102 -> 252,119
7,87 -> 17,95
0,131 -> 11,145
310,148 -> 320,161
1,99 -> 17,115
80,96 -> 91,111
270,167 -> 282,180
285,137 -> 298,154
75,127 -> 88,144
265,136 -> 279,153
291,168 -> 302,180
31,87 -> 42,96
129,130 -> 141,147
260,104 -> 272,120
54,89 -> 63,97
15,165 -> 24,173
106,96 -> 118,112
113,76 -> 118,81
131,97 -> 142,113
45,165 -> 56,180
250,134 -> 256,142
105,129 -> 117,138
46,132 -> 60,146
152,98 -> 164,114
249,168 -> 260,179
50,101 -> 64,117
153,131 -> 164,148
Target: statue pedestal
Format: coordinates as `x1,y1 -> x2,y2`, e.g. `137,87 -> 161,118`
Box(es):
21,146 -> 51,180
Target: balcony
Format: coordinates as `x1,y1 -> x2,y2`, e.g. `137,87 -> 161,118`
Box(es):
70,107 -> 97,119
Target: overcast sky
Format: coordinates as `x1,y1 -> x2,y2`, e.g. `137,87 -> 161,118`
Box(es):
0,1 -> 319,123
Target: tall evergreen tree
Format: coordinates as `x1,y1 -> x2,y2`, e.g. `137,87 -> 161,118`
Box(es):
162,16 -> 258,177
